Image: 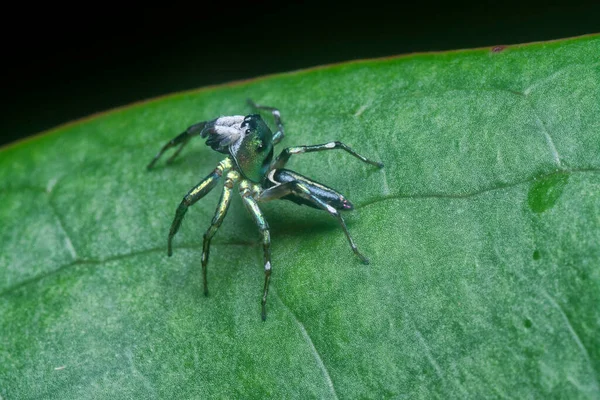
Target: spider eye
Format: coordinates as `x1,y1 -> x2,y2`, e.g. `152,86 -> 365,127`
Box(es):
245,129 -> 253,135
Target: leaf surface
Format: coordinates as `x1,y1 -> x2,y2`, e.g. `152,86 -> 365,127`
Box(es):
1,36 -> 599,399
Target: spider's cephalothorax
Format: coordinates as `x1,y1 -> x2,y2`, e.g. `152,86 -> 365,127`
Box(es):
147,100 -> 383,320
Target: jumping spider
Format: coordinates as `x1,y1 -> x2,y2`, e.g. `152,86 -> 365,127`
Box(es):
147,100 -> 383,320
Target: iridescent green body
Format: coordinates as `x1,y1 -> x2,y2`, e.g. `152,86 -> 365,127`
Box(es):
147,100 -> 383,320
230,115 -> 274,183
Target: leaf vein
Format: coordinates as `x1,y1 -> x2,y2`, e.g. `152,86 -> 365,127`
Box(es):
524,98 -> 561,167
405,311 -> 469,397
0,242 -> 251,297
414,327 -> 445,381
541,289 -> 600,394
126,348 -> 157,397
522,61 -> 600,96
2,170 -> 599,297
357,168 -> 600,210
48,200 -> 78,261
272,288 -> 339,400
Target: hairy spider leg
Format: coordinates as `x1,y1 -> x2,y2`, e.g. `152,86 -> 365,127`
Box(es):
272,141 -> 384,170
167,158 -> 233,256
201,170 -> 240,296
259,180 -> 370,264
247,99 -> 285,144
147,120 -> 208,169
239,180 -> 272,321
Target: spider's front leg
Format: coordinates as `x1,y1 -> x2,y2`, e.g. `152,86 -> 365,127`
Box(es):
167,158 -> 233,256
200,170 -> 240,296
239,180 -> 272,321
272,141 -> 384,170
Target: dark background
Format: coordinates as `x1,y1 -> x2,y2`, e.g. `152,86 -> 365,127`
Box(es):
2,2 -> 599,147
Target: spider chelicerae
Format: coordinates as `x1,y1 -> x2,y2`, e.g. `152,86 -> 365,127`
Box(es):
147,100 -> 383,320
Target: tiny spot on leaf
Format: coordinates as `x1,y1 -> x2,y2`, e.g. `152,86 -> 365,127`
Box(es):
491,45 -> 507,53
46,177 -> 59,194
524,318 -> 533,329
354,104 -> 368,117
527,173 -> 569,214
532,249 -> 541,260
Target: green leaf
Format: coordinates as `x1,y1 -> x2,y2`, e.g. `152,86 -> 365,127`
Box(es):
1,35 -> 599,399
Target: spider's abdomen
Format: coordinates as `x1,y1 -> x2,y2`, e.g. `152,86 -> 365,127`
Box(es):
267,169 -> 354,211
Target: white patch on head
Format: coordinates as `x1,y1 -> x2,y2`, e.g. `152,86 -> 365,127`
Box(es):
216,116 -> 244,127
212,116 -> 245,151
325,142 -> 336,149
265,261 -> 271,271
214,125 -> 242,137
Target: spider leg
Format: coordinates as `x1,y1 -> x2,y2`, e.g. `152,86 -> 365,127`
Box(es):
147,120 -> 208,169
247,99 -> 285,144
272,141 -> 384,170
239,181 -> 272,321
259,180 -> 370,264
201,170 -> 240,296
167,158 -> 232,256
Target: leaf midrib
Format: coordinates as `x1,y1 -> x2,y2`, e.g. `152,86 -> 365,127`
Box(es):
3,168 -> 598,299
